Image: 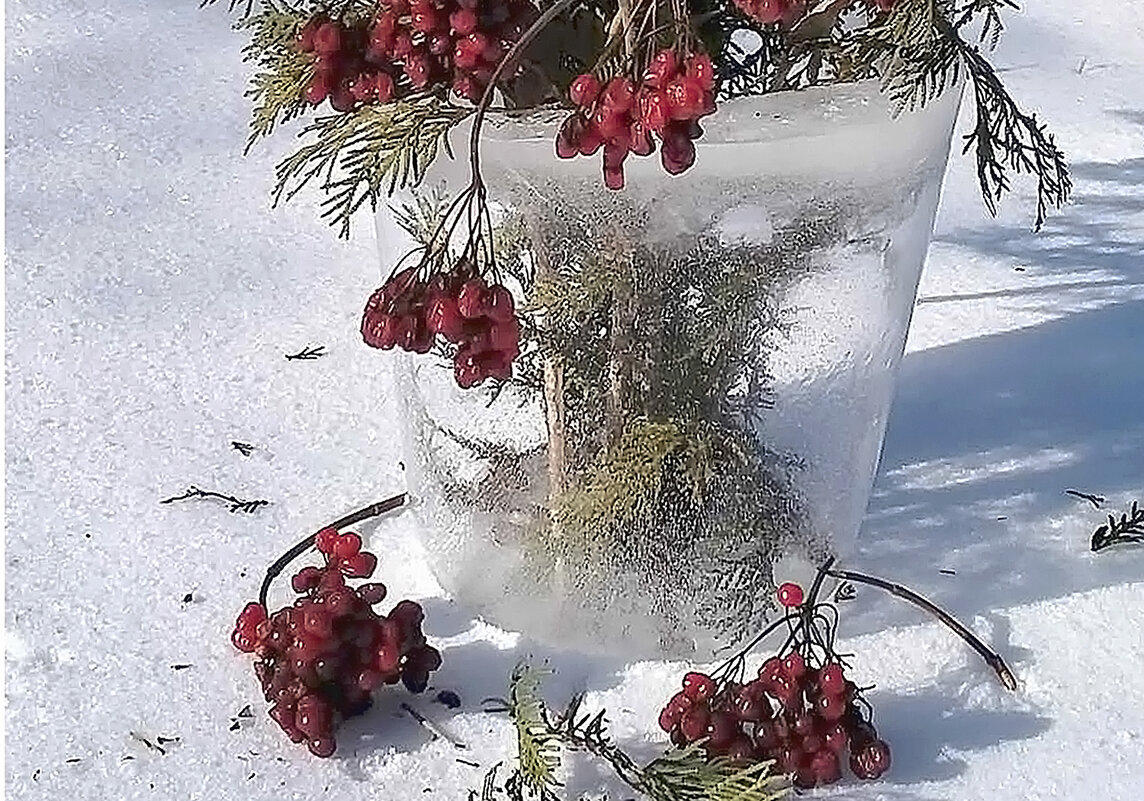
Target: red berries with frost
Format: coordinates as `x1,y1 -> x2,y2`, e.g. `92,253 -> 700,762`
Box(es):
230,529 -> 441,757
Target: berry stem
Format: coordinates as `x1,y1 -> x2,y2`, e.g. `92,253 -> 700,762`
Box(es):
468,0 -> 580,185
257,493 -> 408,608
821,566 -> 1018,692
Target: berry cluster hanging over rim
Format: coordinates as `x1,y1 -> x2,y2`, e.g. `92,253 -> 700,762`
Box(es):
205,0 -> 1070,391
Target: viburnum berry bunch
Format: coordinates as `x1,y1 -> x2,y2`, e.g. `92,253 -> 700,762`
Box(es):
361,259 -> 520,388
556,48 -> 717,187
230,497 -> 441,757
658,579 -> 890,789
294,0 -> 538,111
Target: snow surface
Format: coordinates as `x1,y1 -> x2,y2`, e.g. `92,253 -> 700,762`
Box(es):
4,1 -> 1144,800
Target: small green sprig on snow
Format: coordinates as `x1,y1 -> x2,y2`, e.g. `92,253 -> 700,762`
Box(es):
504,665 -> 791,801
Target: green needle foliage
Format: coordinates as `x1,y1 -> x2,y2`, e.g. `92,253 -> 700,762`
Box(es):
211,0 -> 1069,237
505,665 -> 791,801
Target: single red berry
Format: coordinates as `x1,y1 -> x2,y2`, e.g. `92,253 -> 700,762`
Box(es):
450,8 -> 478,34
325,588 -> 356,617
238,602 -> 268,626
358,583 -> 388,605
725,735 -> 754,762
660,131 -> 696,175
600,77 -> 636,111
332,532 -> 363,559
681,671 -> 716,702
291,566 -> 322,593
781,651 -> 807,681
305,73 -> 332,105
818,663 -> 846,696
792,713 -> 817,738
643,49 -> 678,89
569,73 -> 601,107
578,127 -> 604,156
705,712 -> 739,750
823,722 -> 849,753
759,656 -> 784,683
679,707 -> 710,742
307,736 -> 337,758
733,0 -> 788,25
685,53 -> 716,92
375,73 -> 395,103
341,552 -> 378,578
638,89 -> 670,133
815,692 -> 847,722
297,17 -> 324,52
392,32 -> 415,57
811,749 -> 842,784
410,4 -> 441,33
851,738 -> 892,780
665,77 -> 704,120
457,279 -> 488,319
777,581 -> 804,608
404,54 -> 432,88
556,114 -> 582,159
483,284 -> 516,322
330,85 -> 356,112
312,22 -> 343,56
793,767 -> 818,789
731,690 -> 767,722
754,717 -> 780,751
801,732 -> 824,754
628,121 -> 654,156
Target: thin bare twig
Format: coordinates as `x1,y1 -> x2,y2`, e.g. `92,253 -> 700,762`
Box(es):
285,345 -> 327,360
160,486 -> 269,514
1066,489 -> 1105,508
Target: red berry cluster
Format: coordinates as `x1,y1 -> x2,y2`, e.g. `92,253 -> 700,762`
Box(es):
231,528 -> 442,757
361,264 -> 521,388
297,16 -> 396,111
556,49 -> 717,189
659,658 -> 890,788
378,0 -> 539,103
297,0 -> 538,111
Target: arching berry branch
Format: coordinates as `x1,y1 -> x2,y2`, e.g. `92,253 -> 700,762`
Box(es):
819,564 -> 1018,691
258,492 -> 407,607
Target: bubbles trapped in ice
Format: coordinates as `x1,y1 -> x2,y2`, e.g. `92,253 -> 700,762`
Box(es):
716,204 -> 776,246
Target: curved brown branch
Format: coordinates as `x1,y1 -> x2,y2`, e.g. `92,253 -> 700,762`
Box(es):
258,493 -> 407,607
822,565 -> 1018,691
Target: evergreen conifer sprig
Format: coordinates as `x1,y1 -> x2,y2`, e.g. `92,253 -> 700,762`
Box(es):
504,665 -> 791,801
1091,500 -> 1144,553
207,0 -> 1069,237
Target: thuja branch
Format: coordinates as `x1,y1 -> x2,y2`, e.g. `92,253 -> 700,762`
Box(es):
273,99 -> 472,239
258,493 -> 407,606
1091,500 -> 1144,553
506,665 -> 789,801
821,565 -> 1018,691
160,486 -> 269,514
935,13 -> 1071,230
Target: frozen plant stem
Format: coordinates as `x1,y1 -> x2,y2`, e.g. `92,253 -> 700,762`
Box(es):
821,566 -> 1019,692
525,216 -> 569,503
257,493 -> 407,607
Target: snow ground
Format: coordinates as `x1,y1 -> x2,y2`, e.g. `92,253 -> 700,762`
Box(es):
5,1 -> 1143,800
